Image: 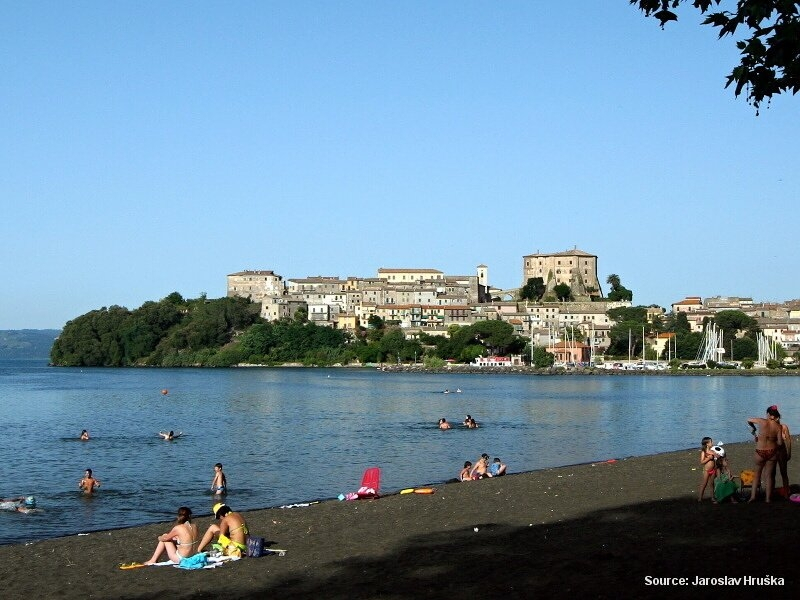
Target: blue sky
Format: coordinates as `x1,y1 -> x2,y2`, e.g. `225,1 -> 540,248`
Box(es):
1,1 -> 797,329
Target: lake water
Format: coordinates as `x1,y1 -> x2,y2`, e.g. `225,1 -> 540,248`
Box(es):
1,359 -> 797,546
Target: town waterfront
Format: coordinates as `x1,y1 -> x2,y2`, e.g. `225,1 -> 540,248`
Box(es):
1,358 -> 797,546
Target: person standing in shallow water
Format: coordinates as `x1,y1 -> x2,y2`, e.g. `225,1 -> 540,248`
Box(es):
747,406 -> 784,503
78,469 -> 100,494
210,463 -> 227,496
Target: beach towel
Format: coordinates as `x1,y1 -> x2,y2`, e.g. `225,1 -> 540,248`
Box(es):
714,473 -> 738,502
177,553 -> 209,569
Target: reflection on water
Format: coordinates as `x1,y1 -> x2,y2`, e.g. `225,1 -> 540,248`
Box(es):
0,359 -> 798,545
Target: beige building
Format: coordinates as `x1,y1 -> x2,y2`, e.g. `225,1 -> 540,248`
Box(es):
227,270 -> 285,302
649,332 -> 676,358
521,248 -> 602,301
377,268 -> 445,284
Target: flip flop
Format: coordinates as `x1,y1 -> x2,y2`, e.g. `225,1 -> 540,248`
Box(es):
119,562 -> 147,569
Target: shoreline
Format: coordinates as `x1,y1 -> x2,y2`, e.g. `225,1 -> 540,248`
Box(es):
225,362 -> 800,376
3,441 -> 798,598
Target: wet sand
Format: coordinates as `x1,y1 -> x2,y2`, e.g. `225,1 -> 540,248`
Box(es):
2,441 -> 797,599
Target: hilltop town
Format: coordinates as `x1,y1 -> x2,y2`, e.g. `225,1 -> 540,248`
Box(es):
227,248 -> 800,363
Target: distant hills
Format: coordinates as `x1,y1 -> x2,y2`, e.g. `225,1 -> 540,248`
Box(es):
0,329 -> 60,359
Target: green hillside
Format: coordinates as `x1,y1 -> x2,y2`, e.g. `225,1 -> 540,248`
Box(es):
0,329 -> 61,359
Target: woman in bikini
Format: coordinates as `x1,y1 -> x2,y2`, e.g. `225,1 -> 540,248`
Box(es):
747,406 -> 784,503
143,506 -> 199,564
197,503 -> 249,556
697,437 -> 717,502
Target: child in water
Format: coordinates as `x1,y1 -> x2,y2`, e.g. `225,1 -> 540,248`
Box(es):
698,437 -> 717,502
211,463 -> 227,495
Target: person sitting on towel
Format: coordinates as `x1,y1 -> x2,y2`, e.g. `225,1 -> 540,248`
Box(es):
143,506 -> 199,565
198,503 -> 249,557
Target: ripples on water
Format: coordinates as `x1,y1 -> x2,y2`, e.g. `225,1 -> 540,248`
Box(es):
0,359 -> 797,545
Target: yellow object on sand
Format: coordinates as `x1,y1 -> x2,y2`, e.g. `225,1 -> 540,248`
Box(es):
399,488 -> 415,494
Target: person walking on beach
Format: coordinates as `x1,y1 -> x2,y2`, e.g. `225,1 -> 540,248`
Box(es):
143,506 -> 199,565
78,469 -> 100,494
747,406 -> 784,503
210,463 -> 227,495
697,437 -> 717,502
197,503 -> 249,556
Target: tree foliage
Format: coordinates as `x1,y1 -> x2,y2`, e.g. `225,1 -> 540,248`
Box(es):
606,274 -> 633,302
553,283 -> 572,301
531,345 -> 556,368
606,306 -> 652,356
631,0 -> 800,113
419,320 -> 523,362
52,294 -> 260,367
519,277 -> 546,302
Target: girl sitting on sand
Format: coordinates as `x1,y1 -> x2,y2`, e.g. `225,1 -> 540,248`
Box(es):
698,437 -> 717,502
143,506 -> 199,565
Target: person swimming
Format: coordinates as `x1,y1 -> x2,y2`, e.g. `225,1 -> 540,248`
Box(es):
0,496 -> 37,513
80,430 -> 90,440
159,430 -> 178,440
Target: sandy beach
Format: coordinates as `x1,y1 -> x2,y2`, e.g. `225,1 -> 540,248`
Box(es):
2,440 -> 798,599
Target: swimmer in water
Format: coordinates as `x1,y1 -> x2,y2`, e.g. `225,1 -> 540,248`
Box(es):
0,496 -> 37,513
80,430 -> 90,440
159,430 -> 176,440
438,418 -> 452,430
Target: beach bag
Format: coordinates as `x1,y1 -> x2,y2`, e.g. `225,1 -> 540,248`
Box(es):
714,473 -> 738,502
246,535 -> 265,557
